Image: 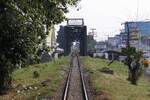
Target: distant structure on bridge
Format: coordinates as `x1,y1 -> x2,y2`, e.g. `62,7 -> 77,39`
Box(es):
57,18 -> 87,56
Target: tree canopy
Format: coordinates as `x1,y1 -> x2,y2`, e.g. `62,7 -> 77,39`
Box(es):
0,0 -> 80,93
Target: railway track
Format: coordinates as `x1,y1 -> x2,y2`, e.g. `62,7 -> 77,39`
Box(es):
62,53 -> 89,100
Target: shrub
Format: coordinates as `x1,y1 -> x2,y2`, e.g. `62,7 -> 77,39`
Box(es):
33,71 -> 40,78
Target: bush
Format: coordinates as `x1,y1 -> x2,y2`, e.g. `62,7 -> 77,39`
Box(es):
100,67 -> 114,74
33,71 -> 40,78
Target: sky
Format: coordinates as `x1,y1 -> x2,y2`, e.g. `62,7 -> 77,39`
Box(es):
57,0 -> 150,41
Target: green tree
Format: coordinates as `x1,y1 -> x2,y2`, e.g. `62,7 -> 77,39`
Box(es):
87,35 -> 97,51
108,47 -> 143,85
122,47 -> 143,85
0,0 -> 80,94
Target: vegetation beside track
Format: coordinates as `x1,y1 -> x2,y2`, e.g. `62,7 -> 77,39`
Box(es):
0,57 -> 69,100
83,57 -> 150,100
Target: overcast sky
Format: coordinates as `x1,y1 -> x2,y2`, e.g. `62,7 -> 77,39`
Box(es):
57,0 -> 150,41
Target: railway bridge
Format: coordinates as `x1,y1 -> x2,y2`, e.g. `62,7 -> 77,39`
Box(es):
57,18 -> 87,56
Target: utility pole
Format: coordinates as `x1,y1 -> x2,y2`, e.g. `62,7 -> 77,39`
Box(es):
126,22 -> 130,47
89,28 -> 97,37
88,28 -> 97,40
105,34 -> 109,50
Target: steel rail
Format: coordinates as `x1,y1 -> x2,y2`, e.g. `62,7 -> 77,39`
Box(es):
62,57 -> 73,100
62,54 -> 89,100
77,55 -> 89,100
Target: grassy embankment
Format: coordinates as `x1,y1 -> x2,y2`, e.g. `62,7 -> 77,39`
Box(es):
83,57 -> 150,100
1,57 -> 69,100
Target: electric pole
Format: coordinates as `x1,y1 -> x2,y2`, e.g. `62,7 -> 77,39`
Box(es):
126,22 -> 130,47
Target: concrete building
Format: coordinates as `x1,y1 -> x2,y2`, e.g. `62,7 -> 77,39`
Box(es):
46,25 -> 56,49
107,35 -> 121,50
125,21 -> 150,39
120,32 -> 127,48
124,21 -> 150,51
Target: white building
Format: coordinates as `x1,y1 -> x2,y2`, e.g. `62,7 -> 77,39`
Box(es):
95,41 -> 107,51
46,25 -> 56,49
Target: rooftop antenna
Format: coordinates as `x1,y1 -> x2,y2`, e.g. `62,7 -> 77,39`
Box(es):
136,0 -> 140,21
77,5 -> 82,11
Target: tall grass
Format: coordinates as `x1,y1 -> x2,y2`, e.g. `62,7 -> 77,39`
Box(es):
83,57 -> 150,100
8,57 -> 69,99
